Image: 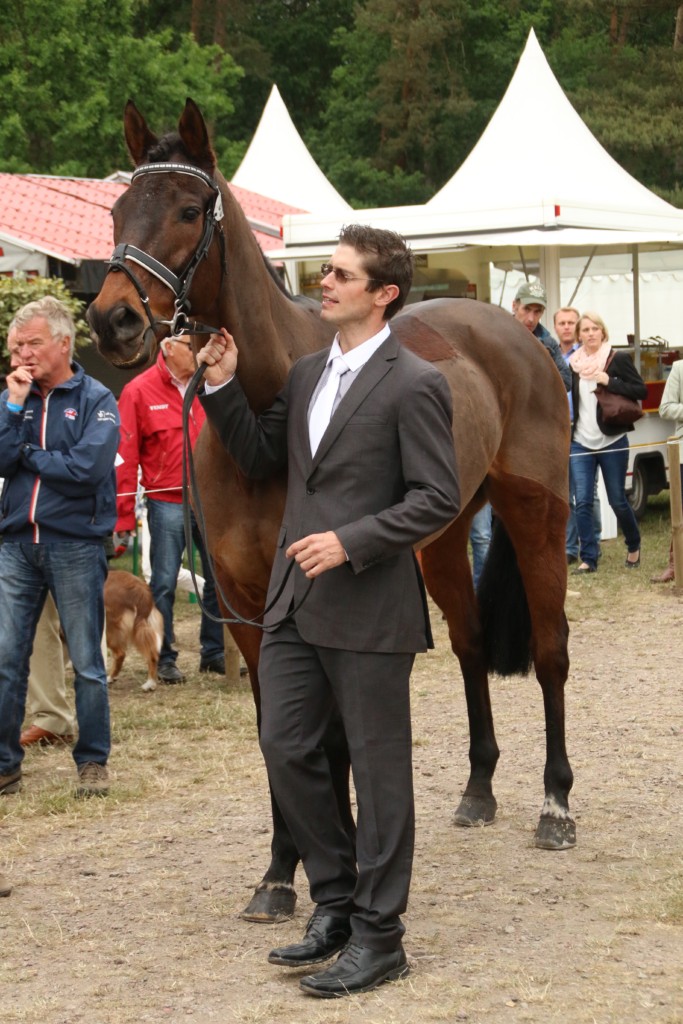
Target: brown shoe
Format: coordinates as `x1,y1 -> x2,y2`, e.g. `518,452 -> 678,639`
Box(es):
20,725 -> 74,747
0,768 -> 22,795
75,762 -> 109,797
0,873 -> 11,897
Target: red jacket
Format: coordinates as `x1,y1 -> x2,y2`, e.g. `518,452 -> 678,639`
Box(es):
115,352 -> 205,532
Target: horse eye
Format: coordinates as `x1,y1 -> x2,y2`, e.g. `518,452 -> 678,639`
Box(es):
181,207 -> 202,223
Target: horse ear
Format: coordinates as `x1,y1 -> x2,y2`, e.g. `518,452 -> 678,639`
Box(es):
178,98 -> 216,176
123,100 -> 159,167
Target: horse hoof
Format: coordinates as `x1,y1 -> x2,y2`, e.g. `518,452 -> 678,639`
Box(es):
453,794 -> 497,827
534,815 -> 576,850
238,884 -> 297,923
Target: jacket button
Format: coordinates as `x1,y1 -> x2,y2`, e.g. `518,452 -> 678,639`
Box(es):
306,486 -> 316,495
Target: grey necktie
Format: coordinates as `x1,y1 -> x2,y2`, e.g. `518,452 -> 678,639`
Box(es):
308,355 -> 349,455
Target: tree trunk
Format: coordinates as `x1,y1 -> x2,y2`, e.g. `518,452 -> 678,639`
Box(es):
675,4 -> 683,48
214,0 -> 228,47
191,0 -> 205,42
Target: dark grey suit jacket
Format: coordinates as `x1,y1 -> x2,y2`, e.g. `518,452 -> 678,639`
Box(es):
201,332 -> 460,653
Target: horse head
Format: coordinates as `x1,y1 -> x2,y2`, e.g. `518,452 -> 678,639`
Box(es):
87,99 -> 227,368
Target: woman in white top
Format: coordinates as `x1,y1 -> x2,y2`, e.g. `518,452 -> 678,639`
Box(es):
569,312 -> 647,574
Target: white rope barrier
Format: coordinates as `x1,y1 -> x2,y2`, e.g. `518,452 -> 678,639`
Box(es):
569,438 -> 680,459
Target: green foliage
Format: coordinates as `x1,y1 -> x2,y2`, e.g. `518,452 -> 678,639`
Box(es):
0,0 -> 682,208
0,277 -> 89,377
0,0 -> 242,177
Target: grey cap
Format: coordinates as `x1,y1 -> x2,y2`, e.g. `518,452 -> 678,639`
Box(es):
515,280 -> 547,308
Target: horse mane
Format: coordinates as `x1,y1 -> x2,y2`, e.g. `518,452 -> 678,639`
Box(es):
262,253 -> 293,298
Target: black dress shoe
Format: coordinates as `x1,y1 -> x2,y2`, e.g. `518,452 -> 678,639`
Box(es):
199,656 -> 225,674
300,941 -> 409,997
268,913 -> 351,967
158,662 -> 185,684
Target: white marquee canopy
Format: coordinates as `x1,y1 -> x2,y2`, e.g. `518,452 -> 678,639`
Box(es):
231,84 -> 351,216
275,29 -> 683,347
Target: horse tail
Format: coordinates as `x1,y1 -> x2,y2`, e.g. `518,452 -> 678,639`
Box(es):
477,518 -> 532,677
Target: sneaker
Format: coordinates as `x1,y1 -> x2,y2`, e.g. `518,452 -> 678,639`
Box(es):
76,762 -> 109,797
158,662 -> 185,684
0,769 -> 22,795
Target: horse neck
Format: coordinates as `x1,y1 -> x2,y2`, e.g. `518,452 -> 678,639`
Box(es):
213,180 -> 330,412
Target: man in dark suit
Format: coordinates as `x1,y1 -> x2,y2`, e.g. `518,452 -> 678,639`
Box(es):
198,225 -> 460,998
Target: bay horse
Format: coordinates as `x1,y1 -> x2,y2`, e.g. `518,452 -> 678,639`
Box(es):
87,99 -> 575,922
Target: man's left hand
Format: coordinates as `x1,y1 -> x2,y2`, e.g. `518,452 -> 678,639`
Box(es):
286,532 -> 347,578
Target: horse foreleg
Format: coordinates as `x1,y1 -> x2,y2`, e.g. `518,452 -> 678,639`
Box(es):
220,619 -> 300,922
225,615 -> 354,921
420,514 -> 500,828
491,477 -> 575,850
239,707 -> 354,922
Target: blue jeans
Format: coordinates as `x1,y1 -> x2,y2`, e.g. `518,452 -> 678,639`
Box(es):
566,466 -> 602,559
0,540 -> 110,775
469,504 -> 492,589
570,436 -> 640,569
146,499 -> 224,666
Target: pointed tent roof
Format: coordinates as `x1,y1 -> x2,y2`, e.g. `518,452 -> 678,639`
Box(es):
426,28 -> 683,235
232,85 -> 351,216
278,28 -> 683,253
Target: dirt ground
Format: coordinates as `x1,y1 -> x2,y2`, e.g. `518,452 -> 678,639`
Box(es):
1,563 -> 682,1024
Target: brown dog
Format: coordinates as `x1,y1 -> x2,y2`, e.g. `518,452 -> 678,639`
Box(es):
104,570 -> 163,692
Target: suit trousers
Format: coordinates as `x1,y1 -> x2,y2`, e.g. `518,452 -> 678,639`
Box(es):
258,618 -> 415,952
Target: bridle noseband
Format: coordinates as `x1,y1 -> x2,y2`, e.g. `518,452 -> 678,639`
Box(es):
107,162 -> 226,338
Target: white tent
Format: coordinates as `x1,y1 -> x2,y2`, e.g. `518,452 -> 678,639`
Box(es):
427,29 -> 683,234
231,85 -> 351,216
276,29 -> 683,346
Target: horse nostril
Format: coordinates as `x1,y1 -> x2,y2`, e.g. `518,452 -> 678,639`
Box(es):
111,304 -> 144,338
87,302 -> 144,346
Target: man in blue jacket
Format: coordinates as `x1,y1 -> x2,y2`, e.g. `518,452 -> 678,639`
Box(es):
0,296 -> 119,801
512,281 -> 571,390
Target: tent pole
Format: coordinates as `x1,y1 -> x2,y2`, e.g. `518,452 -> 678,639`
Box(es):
539,245 -> 561,330
632,246 -> 641,371
567,246 -> 597,306
518,247 -> 529,280
498,268 -> 509,306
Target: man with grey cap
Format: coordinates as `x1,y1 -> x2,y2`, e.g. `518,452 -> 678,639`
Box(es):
512,281 -> 571,390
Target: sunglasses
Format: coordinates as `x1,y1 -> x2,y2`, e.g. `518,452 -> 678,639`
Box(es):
320,262 -> 382,286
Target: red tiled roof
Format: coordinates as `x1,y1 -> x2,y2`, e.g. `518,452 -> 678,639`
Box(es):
0,173 -> 305,263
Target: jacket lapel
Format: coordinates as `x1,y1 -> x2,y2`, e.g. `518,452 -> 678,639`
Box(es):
311,333 -> 399,466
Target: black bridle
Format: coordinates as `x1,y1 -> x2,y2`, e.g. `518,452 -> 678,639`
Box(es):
107,162 -> 227,339
108,160 -> 311,631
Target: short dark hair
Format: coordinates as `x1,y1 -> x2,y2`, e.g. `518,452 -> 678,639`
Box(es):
338,224 -> 414,320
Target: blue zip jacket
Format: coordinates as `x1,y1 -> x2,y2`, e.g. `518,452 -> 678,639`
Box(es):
533,323 -> 572,391
0,362 -> 119,543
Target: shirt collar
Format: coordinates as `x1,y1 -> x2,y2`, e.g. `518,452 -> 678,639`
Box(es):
328,323 -> 391,374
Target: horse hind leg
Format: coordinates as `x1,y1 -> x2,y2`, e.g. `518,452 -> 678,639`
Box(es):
488,476 -> 576,851
420,512 -> 500,829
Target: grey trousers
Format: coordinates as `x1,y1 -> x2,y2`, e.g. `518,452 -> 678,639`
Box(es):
259,618 -> 415,952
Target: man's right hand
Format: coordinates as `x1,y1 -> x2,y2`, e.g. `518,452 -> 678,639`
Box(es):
5,365 -> 33,406
197,328 -> 238,387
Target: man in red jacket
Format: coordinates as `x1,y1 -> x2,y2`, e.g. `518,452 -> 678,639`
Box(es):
115,338 -> 224,683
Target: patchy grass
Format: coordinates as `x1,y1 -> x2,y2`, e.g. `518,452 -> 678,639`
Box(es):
1,498 -> 681,1024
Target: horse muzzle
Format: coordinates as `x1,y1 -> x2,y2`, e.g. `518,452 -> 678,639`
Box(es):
87,301 -> 157,368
